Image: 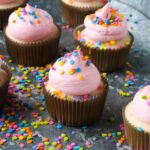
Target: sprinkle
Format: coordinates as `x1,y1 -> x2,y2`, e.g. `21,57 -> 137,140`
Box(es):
56,124 -> 63,130
72,51 -> 78,57
76,67 -> 81,73
137,127 -> 143,132
36,19 -> 41,24
60,70 -> 65,75
70,60 -> 74,65
77,74 -> 83,80
141,95 -> 148,100
147,100 -> 150,106
110,40 -> 116,45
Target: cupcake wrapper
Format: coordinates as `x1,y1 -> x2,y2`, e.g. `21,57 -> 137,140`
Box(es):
73,25 -> 134,72
60,0 -> 105,27
0,82 -> 9,106
122,106 -> 150,150
0,1 -> 27,29
0,61 -> 11,106
4,25 -> 61,66
44,78 -> 108,127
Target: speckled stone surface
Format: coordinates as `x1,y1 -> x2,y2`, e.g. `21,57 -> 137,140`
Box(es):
0,0 -> 150,150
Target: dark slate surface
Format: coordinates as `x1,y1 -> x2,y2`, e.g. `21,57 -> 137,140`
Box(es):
0,0 -> 150,150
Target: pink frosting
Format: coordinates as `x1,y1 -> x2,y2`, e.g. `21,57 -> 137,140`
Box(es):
132,85 -> 150,124
7,4 -> 54,42
0,0 -> 15,4
48,50 -> 101,95
81,3 -> 128,43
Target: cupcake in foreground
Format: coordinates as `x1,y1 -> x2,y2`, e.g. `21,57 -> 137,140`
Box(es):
0,0 -> 27,29
0,59 -> 12,106
123,85 -> 150,150
43,49 -> 108,127
60,0 -> 107,27
4,4 -> 61,66
73,3 -> 134,72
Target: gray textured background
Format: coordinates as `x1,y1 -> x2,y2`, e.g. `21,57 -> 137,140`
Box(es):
0,0 -> 150,150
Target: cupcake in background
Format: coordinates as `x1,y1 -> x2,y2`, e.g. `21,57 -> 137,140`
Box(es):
44,49 -> 108,127
60,0 -> 107,27
74,3 -> 134,72
0,0 -> 27,29
4,4 -> 61,66
123,85 -> 150,150
0,58 -> 12,106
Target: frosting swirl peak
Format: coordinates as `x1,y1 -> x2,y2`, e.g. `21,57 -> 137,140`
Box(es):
7,4 -> 54,42
48,50 -> 101,95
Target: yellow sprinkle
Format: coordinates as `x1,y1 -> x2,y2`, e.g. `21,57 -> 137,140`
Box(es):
67,96 -> 72,101
76,45 -> 81,50
125,41 -> 130,45
60,70 -> 65,75
110,40 -> 116,45
58,61 -> 65,66
77,74 -> 83,80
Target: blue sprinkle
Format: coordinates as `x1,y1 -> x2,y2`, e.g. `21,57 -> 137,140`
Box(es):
73,146 -> 80,150
76,67 -> 81,73
137,127 -> 143,132
70,60 -> 74,65
105,19 -> 110,24
29,11 -> 35,15
86,61 -> 91,66
97,41 -> 102,45
34,5 -> 38,9
45,13 -> 49,18
72,51 -> 77,57
33,15 -> 38,19
56,124 -> 63,130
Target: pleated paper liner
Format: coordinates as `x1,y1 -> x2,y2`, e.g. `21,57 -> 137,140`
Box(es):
122,104 -> 150,150
44,77 -> 108,127
0,1 -> 27,29
4,25 -> 61,66
73,24 -> 134,72
0,60 -> 12,107
60,0 -> 105,27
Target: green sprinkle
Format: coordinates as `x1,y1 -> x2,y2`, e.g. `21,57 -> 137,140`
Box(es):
141,95 -> 148,100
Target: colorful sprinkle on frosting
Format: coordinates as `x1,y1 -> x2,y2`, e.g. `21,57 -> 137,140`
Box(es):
45,49 -> 104,101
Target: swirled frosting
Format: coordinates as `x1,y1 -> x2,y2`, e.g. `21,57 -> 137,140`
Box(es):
46,50 -> 102,97
132,85 -> 150,124
7,4 -> 54,42
0,0 -> 15,4
78,3 -> 131,49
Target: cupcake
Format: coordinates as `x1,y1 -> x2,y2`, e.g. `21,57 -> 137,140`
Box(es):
43,49 -> 108,127
73,3 -> 134,72
0,0 -> 27,29
123,85 -> 150,150
60,0 -> 107,27
0,59 -> 12,106
4,4 -> 61,66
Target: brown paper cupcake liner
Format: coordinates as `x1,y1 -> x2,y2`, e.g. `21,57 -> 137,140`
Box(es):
60,0 -> 105,27
44,77 -> 108,127
0,60 -> 12,106
73,25 -> 134,72
0,1 -> 27,29
122,105 -> 150,150
4,25 -> 61,66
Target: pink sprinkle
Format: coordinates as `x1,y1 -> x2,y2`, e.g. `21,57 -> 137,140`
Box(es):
67,145 -> 73,150
20,143 -> 25,148
147,100 -> 150,106
5,133 -> 11,138
49,121 -> 54,125
85,141 -> 91,146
